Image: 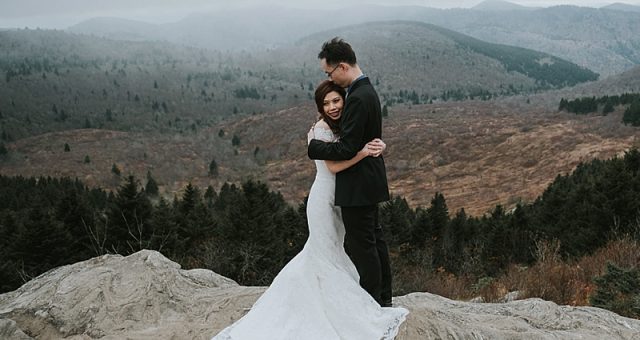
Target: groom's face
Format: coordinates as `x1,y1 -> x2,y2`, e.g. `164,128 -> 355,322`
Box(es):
321,58 -> 348,88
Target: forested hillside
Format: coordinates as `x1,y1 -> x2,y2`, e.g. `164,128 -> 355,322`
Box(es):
0,23 -> 597,140
2,150 -> 639,317
0,29 -> 311,141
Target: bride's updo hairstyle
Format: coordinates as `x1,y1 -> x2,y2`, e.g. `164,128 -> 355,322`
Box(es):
314,80 -> 345,134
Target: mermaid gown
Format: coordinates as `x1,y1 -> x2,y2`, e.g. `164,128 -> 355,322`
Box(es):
212,126 -> 408,340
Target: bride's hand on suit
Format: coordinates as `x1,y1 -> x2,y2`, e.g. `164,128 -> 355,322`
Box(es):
360,138 -> 386,158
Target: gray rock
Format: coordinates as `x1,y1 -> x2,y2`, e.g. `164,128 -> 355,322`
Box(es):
0,318 -> 33,340
394,293 -> 640,339
1,250 -> 639,339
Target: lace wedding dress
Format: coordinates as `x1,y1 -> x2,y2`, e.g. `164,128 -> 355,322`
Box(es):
212,125 -> 408,340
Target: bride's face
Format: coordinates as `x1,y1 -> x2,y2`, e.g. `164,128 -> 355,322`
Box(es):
323,91 -> 344,121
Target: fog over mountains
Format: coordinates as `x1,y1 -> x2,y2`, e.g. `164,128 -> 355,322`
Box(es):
62,2 -> 640,76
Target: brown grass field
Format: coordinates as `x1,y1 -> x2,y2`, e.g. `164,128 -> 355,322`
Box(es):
2,96 -> 638,216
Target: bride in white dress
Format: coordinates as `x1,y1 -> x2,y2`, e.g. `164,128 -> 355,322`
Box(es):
212,80 -> 408,340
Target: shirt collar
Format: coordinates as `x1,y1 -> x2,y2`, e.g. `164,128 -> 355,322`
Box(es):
346,74 -> 366,96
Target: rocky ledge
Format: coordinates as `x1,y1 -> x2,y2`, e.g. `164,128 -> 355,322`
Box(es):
1,250 -> 639,339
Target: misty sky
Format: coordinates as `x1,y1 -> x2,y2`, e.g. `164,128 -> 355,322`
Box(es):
1,0 -> 639,29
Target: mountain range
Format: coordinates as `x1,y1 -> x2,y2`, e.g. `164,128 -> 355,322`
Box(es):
0,22 -> 596,140
67,2 -> 640,76
1,5 -> 640,214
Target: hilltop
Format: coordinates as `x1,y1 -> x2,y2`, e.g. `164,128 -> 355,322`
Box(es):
472,0 -> 535,11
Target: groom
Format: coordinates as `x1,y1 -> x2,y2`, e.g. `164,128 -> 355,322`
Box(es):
308,37 -> 393,307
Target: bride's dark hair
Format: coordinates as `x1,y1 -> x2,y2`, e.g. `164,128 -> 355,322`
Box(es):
314,80 -> 345,134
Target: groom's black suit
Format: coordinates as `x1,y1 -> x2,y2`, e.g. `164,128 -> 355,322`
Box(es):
308,76 -> 392,305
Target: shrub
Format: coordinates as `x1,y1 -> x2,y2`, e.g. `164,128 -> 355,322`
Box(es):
590,262 -> 640,318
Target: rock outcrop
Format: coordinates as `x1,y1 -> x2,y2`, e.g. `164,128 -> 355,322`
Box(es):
1,250 -> 639,339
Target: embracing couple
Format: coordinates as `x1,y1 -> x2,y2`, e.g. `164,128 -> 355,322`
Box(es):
213,38 -> 408,340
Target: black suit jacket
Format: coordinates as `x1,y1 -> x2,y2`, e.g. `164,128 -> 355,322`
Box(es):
308,77 -> 390,207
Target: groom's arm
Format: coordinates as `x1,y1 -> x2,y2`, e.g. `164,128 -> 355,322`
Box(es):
308,97 -> 366,161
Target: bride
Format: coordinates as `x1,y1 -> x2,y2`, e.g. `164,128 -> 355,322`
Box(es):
212,80 -> 408,340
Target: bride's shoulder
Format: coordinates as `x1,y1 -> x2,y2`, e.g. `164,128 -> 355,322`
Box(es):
311,119 -> 335,142
313,119 -> 330,130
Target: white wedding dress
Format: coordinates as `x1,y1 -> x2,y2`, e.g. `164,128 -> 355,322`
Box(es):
212,126 -> 408,340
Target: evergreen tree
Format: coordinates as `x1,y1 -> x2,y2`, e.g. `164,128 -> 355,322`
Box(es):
379,196 -> 413,247
441,208 -> 470,274
590,262 -> 640,319
55,186 -> 94,261
111,163 -> 121,176
622,99 -> 640,126
480,205 -> 510,275
179,183 -> 200,216
204,185 -> 217,207
232,134 -> 241,146
9,201 -> 72,285
209,159 -> 219,177
411,207 -> 432,249
149,198 -> 179,256
427,192 -> 449,270
602,101 -> 614,115
145,171 -> 159,197
64,143 -> 70,152
106,175 -> 153,254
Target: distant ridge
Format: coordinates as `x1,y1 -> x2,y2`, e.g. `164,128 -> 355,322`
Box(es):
472,0 -> 534,11
65,5 -> 640,76
68,17 -> 159,42
602,2 -> 640,12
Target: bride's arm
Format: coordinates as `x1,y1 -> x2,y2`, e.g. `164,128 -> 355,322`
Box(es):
309,119 -> 386,174
326,138 -> 386,174
325,148 -> 369,174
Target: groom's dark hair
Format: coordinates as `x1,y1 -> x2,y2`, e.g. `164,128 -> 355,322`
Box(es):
318,37 -> 357,66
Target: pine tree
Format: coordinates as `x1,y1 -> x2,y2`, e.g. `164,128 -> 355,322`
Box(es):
180,183 -> 200,216
441,208 -> 473,274
111,163 -> 121,176
590,262 -> 640,318
145,171 -> 159,197
427,192 -> 449,270
149,198 -> 179,255
622,99 -> 640,126
602,101 -> 614,115
209,159 -> 219,177
379,196 -> 414,247
204,185 -> 217,207
232,134 -> 241,146
106,176 -> 153,254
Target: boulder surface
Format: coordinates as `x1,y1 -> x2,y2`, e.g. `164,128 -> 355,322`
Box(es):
1,250 -> 639,339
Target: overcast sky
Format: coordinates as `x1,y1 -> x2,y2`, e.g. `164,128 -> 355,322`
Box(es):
1,0 -> 639,29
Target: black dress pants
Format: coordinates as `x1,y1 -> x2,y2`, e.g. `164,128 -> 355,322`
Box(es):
341,204 -> 392,305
